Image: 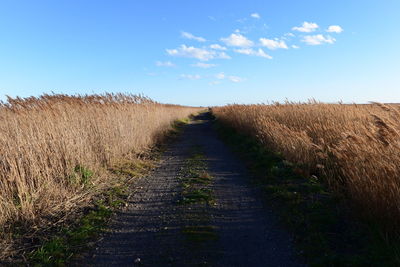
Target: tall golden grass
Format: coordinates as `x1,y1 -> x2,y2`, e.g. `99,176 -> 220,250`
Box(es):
213,102 -> 400,233
0,93 -> 201,255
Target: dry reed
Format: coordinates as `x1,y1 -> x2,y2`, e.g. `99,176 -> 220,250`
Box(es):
213,102 -> 400,234
0,93 -> 201,257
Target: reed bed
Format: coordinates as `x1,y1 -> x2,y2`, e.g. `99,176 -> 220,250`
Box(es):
213,102 -> 400,234
0,93 -> 201,256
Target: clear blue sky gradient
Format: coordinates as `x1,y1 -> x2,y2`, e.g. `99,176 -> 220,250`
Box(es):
0,0 -> 399,106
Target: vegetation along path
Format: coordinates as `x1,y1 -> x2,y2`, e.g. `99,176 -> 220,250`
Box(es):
74,113 -> 303,266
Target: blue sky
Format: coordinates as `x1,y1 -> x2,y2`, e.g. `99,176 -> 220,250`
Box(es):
0,0 -> 399,106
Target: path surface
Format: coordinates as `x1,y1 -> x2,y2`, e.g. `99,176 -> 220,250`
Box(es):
74,113 -> 303,267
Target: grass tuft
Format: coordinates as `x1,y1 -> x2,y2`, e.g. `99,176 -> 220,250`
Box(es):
177,146 -> 213,205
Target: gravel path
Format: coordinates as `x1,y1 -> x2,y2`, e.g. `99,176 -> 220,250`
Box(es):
74,113 -> 304,267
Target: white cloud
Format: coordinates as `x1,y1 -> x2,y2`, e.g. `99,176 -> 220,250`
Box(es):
234,48 -> 272,59
250,13 -> 261,19
209,80 -> 221,85
217,52 -> 231,59
229,76 -> 245,83
234,48 -> 252,55
192,62 -> 216,68
326,25 -> 343,33
156,61 -> 175,67
292,45 -> 300,49
214,72 -> 245,83
221,33 -> 254,47
166,45 -> 230,61
259,38 -> 288,50
215,72 -> 225,79
302,34 -> 336,45
281,33 -> 295,41
180,74 -> 201,80
181,31 -> 206,42
210,44 -> 227,50
292,22 -> 319,32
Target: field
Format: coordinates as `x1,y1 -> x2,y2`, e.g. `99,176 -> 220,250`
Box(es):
2,95 -> 400,265
213,102 -> 400,234
0,94 -> 202,258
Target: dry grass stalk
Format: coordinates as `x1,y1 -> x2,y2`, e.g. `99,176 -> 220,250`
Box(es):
213,102 -> 400,234
0,93 -> 201,258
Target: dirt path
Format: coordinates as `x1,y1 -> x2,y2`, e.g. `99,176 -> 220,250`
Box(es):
74,113 -> 303,267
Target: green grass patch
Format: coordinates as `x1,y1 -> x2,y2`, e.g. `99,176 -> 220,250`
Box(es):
109,158 -> 155,178
170,117 -> 191,135
177,146 -> 213,205
29,200 -> 113,266
180,189 -> 213,205
174,117 -> 191,126
68,165 -> 94,188
185,171 -> 213,185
